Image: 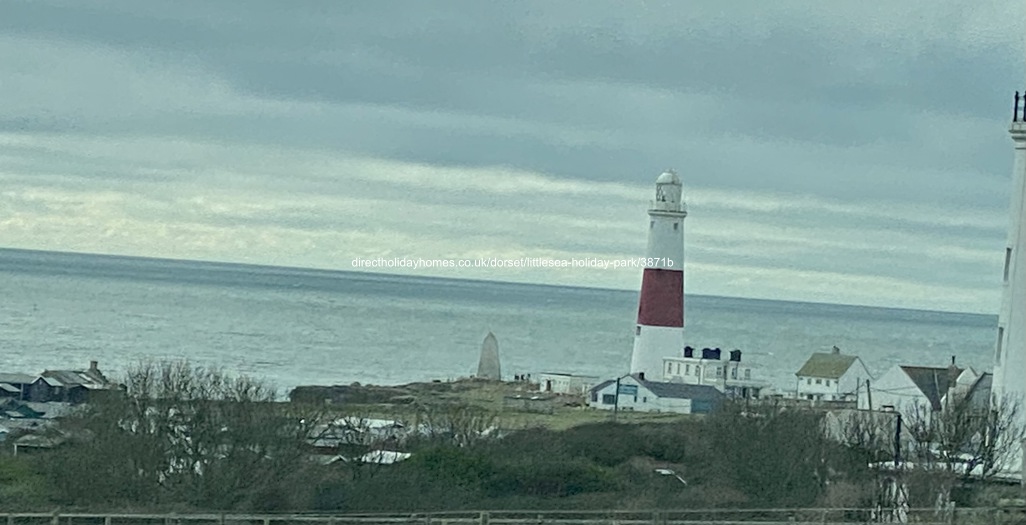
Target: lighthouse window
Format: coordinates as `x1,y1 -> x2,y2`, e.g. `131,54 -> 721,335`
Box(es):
676,363 -> 680,374
1004,248 -> 1012,282
997,327 -> 1004,361
695,365 -> 701,376
685,364 -> 690,374
674,222 -> 679,231
635,325 -> 641,335
667,363 -> 673,374
745,369 -> 751,380
650,221 -> 654,229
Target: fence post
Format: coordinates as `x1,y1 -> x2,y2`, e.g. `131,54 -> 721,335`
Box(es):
479,512 -> 489,525
50,513 -> 59,525
263,519 -> 270,525
652,511 -> 660,525
5,514 -> 12,525
104,517 -> 112,525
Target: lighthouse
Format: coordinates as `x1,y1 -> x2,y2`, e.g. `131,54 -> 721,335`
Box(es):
992,91 -> 1026,477
629,170 -> 687,379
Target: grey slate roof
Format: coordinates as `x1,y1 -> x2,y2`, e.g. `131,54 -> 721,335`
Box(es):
796,352 -> 858,379
900,365 -> 962,411
0,374 -> 34,385
589,379 -> 615,393
637,377 -> 726,403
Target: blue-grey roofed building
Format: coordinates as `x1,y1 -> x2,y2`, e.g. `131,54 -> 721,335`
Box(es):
588,373 -> 726,414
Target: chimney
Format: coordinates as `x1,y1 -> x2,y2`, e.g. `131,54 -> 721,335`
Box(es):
638,372 -> 646,381
831,346 -> 840,355
89,360 -> 98,371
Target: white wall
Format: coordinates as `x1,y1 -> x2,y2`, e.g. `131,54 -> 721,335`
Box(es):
858,365 -> 930,415
837,358 -> 872,401
797,374 -> 841,400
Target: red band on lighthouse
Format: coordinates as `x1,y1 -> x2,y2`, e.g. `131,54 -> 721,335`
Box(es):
636,268 -> 684,327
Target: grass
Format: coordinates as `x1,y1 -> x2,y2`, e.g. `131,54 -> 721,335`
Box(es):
313,378 -> 697,430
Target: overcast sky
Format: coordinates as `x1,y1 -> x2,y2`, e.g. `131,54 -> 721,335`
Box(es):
1,1 -> 1024,314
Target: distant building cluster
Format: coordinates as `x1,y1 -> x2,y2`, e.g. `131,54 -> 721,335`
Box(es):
0,360 -> 119,405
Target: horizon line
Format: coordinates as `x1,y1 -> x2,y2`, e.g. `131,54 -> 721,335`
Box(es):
0,245 -> 995,318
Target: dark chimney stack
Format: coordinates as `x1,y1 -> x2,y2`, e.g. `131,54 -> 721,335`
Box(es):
89,360 -> 98,371
638,372 -> 645,381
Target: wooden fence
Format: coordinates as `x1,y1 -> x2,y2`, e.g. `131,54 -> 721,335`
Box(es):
2,507 -> 1024,525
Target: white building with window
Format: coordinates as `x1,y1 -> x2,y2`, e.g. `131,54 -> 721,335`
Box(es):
536,373 -> 600,395
795,347 -> 872,402
588,373 -> 725,415
661,347 -> 769,398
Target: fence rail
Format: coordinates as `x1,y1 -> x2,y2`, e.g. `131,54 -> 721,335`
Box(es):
3,508 -> 1025,525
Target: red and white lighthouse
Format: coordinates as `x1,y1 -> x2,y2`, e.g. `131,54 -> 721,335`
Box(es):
629,170 -> 687,378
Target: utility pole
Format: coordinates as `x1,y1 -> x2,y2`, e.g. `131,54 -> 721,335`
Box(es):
613,376 -> 620,422
866,379 -> 873,411
894,413 -> 902,467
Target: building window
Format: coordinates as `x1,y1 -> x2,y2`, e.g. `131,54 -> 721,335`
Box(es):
673,222 -> 679,231
602,394 -> 615,404
744,369 -> 751,380
685,364 -> 690,374
815,378 -> 822,385
636,325 -> 641,336
643,397 -> 647,403
807,378 -> 812,385
731,368 -> 737,379
1004,248 -> 1012,282
667,362 -> 673,374
676,363 -> 680,375
825,380 -> 830,386
591,392 -> 598,402
650,221 -> 654,229
695,365 -> 701,376
997,326 -> 1005,361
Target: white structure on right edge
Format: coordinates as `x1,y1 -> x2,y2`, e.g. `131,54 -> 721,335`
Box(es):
629,171 -> 687,379
992,91 -> 1026,477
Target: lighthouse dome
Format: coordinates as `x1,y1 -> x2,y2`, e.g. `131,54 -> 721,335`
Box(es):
656,170 -> 681,185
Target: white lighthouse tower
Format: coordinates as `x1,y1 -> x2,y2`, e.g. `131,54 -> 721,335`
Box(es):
993,90 -> 1026,478
629,170 -> 687,379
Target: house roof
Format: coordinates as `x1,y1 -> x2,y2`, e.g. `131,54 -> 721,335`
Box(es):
796,352 -> 858,379
0,373 -> 33,385
900,365 -> 962,411
0,383 -> 20,394
965,372 -> 992,406
634,375 -> 726,402
590,379 -> 615,393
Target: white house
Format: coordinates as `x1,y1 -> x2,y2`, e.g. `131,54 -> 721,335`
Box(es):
587,373 -> 725,415
795,347 -> 873,402
858,361 -> 987,415
662,347 -> 769,398
536,373 -> 600,395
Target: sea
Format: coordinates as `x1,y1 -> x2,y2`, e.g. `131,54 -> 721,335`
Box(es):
0,248 -> 1000,397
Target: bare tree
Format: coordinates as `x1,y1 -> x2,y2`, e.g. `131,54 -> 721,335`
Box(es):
902,393 -> 1025,480
413,402 -> 499,448
48,359 -> 325,509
